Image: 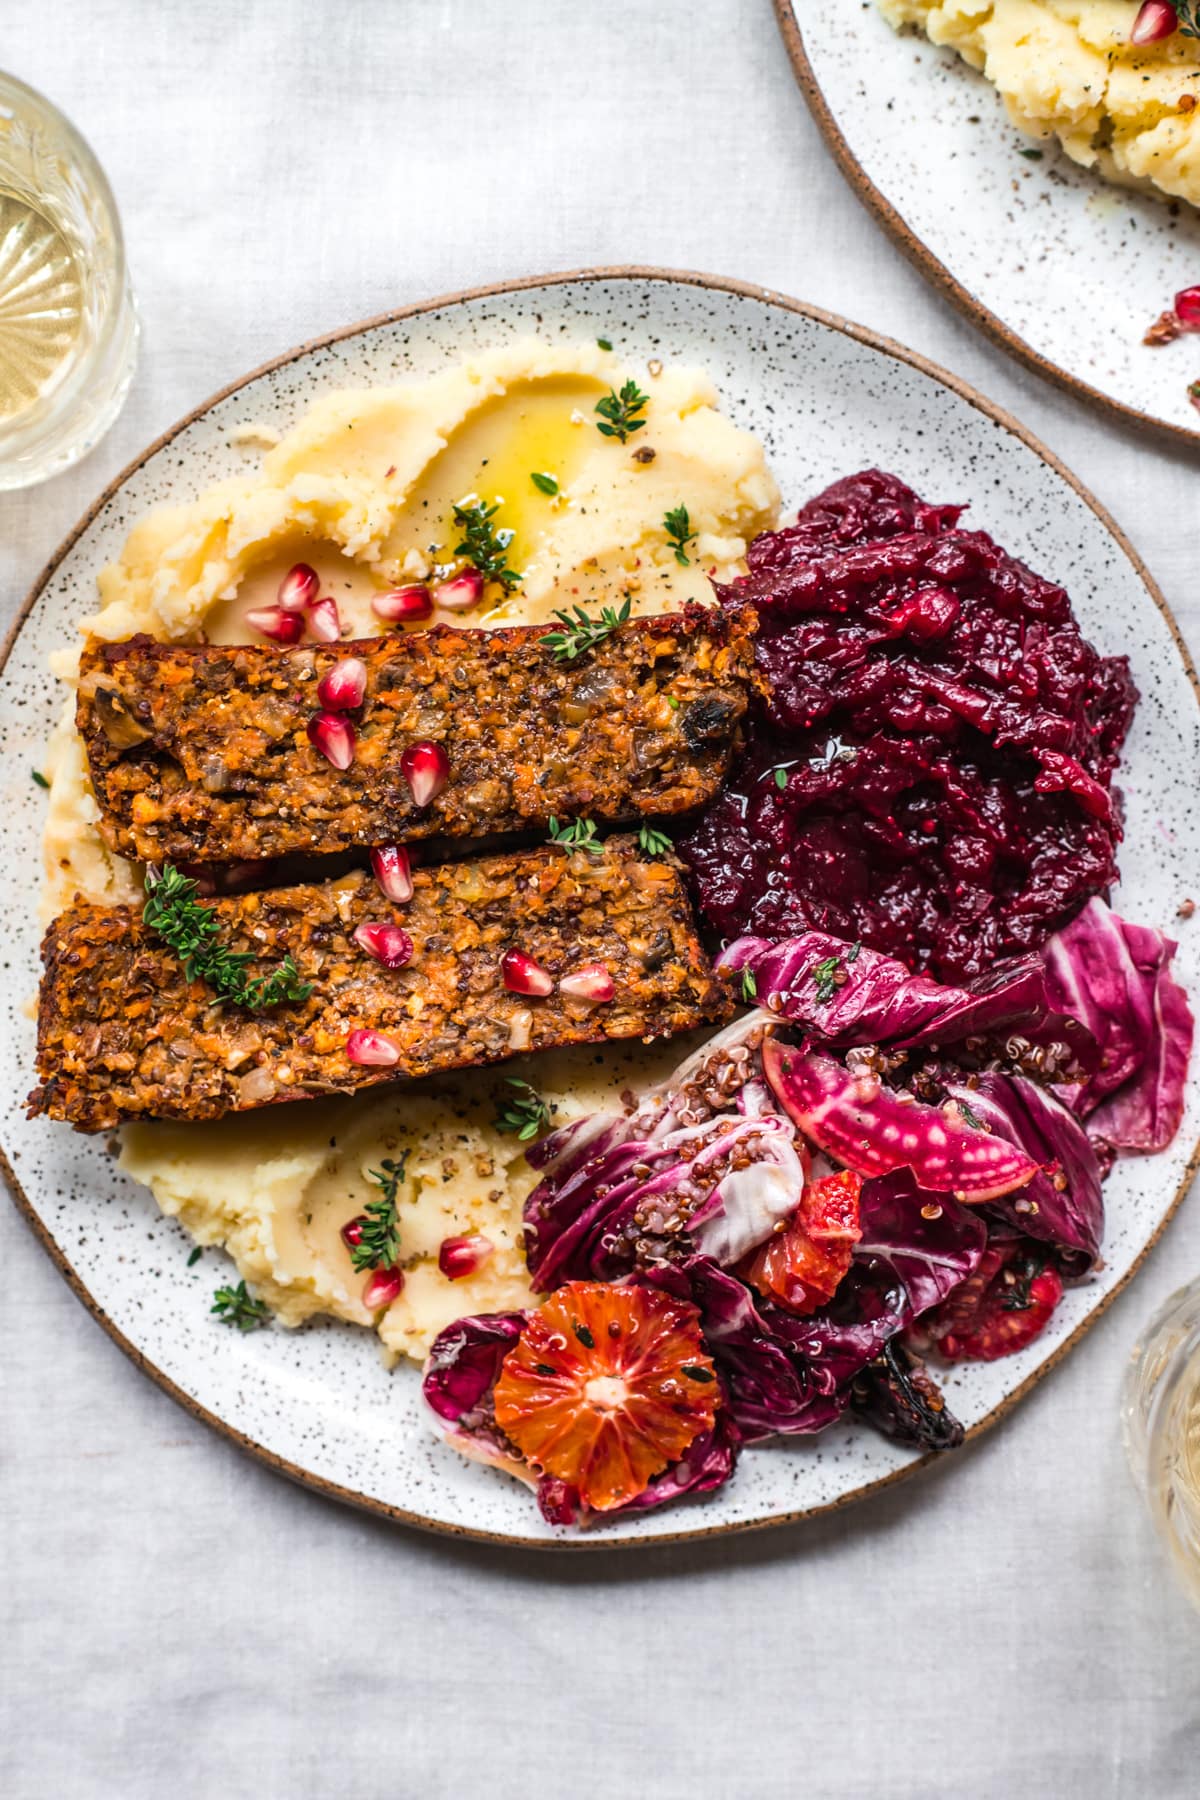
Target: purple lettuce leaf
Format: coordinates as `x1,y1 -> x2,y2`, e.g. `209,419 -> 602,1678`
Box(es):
646,1259 -> 848,1442
941,1071 -> 1103,1269
1044,899 -> 1194,1152
717,930 -> 1091,1063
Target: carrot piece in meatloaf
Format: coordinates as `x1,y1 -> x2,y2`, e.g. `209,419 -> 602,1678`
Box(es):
76,603 -> 758,864
29,837 -> 732,1133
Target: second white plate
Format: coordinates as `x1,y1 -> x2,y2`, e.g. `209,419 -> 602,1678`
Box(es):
781,0 -> 1200,442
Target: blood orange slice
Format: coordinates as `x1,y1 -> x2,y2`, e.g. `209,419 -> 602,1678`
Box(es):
492,1282 -> 719,1512
744,1171 -> 863,1316
925,1243 -> 1064,1362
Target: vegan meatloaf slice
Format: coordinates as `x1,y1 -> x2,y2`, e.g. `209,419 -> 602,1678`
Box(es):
30,836 -> 732,1133
77,603 -> 758,865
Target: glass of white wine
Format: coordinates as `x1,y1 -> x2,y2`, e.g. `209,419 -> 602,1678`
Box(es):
1122,1276 -> 1200,1611
0,71 -> 137,489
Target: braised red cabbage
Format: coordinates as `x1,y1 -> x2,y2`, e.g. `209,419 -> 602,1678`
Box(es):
679,470 -> 1137,981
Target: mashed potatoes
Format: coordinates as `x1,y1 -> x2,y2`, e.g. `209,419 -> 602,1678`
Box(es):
880,1 -> 1200,205
44,338 -> 778,1360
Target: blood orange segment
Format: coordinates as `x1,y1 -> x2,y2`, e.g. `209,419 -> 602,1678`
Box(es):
492,1282 -> 719,1512
926,1244 -> 1064,1362
744,1171 -> 863,1316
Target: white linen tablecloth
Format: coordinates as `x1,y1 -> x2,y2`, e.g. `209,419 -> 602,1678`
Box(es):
2,3 -> 1199,1795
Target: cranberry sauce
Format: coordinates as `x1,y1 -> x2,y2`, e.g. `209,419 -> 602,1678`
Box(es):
679,471 -> 1138,981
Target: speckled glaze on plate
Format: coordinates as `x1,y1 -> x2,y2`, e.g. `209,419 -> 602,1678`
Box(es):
778,0 -> 1200,444
2,267 -> 1198,1549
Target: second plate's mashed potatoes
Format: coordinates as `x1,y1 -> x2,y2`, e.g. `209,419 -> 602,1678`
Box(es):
880,1 -> 1200,206
45,337 -> 778,1360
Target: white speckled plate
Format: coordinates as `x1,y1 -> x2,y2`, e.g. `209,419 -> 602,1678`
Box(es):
2,268 -> 1198,1548
778,1 -> 1200,443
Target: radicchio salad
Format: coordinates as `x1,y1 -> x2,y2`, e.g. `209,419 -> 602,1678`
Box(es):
423,471 -> 1194,1528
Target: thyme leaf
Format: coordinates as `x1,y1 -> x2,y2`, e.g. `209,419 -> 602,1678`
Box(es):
452,497 -> 522,592
809,955 -> 843,1005
663,504 -> 696,566
494,1077 -> 552,1142
211,1280 -> 270,1331
637,824 -> 673,858
31,768 -> 49,789
595,379 -> 648,443
548,814 -> 604,855
538,596 -> 631,663
530,470 -> 559,496
144,863 -> 314,1012
351,1156 -> 407,1271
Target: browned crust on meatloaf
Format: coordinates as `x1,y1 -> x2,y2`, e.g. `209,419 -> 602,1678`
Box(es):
77,604 -> 757,864
29,836 -> 731,1132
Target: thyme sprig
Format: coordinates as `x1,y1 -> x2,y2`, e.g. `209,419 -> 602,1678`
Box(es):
595,379 -> 648,444
211,1280 -> 271,1331
637,824 -> 672,858
1176,2 -> 1200,41
538,596 -> 631,663
494,1077 -> 552,1142
664,504 -> 696,566
452,497 -> 522,592
548,815 -> 603,855
351,1156 -> 407,1272
144,864 -> 313,1012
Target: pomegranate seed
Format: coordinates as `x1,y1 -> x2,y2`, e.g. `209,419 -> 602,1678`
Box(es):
1134,0 -> 1180,41
308,597 -> 342,643
401,739 -> 450,808
245,605 -> 304,645
277,562 -> 320,612
1131,2 -> 1178,43
1175,285 -> 1200,328
372,583 -> 433,624
501,948 -> 554,997
317,656 -> 367,711
434,569 -> 485,610
341,1216 -> 365,1250
353,920 -> 414,969
438,1233 -> 494,1280
558,963 -> 615,1004
346,1027 -> 401,1066
370,844 -> 413,904
307,710 -> 356,770
362,1266 -> 404,1309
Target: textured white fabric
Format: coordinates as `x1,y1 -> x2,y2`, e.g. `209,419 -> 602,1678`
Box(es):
3,3 -> 1200,1796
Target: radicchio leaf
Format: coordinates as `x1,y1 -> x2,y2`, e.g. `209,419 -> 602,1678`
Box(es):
422,1311 -> 528,1480
940,1071 -> 1103,1269
1044,899 -> 1193,1152
647,1259 -> 849,1441
761,1039 -> 1041,1201
718,930 -> 1090,1064
523,1021 -> 805,1289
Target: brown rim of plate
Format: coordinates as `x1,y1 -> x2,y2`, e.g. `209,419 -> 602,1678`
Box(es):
772,0 -> 1200,451
3,264 -> 1199,1553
